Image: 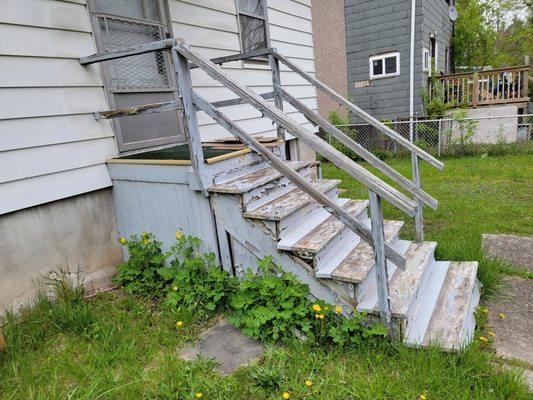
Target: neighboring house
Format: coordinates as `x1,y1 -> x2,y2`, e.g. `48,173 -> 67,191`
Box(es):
345,0 -> 454,120
0,0 -> 318,311
311,0 -> 349,119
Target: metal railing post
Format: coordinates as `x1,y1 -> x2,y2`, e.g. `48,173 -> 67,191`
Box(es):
269,50 -> 285,142
368,190 -> 393,338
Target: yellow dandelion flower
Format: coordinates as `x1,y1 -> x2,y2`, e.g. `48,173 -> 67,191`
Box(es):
312,304 -> 321,312
488,332 -> 495,338
305,379 -> 313,387
499,313 -> 506,319
419,394 -> 427,400
318,314 -> 325,320
282,392 -> 290,399
143,238 -> 150,245
176,230 -> 184,240
479,336 -> 488,343
118,237 -> 127,245
172,286 -> 179,292
314,314 -> 320,319
176,321 -> 183,328
195,393 -> 203,398
334,305 -> 343,314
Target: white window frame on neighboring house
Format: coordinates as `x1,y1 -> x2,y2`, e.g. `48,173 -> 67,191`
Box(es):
423,47 -> 430,72
369,52 -> 400,79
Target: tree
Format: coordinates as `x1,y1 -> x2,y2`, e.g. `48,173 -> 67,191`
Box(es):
452,0 -> 531,69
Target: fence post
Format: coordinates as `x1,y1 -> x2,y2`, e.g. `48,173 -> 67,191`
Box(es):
173,49 -> 208,193
411,153 -> 424,241
524,56 -> 530,101
269,50 -> 285,142
472,72 -> 479,108
438,119 -> 442,157
368,190 -> 393,339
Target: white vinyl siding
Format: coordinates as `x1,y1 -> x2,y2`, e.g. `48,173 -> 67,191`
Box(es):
0,0 -> 317,214
170,0 -> 317,141
0,0 -> 116,215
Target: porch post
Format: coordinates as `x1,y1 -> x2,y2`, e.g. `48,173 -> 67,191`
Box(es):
269,49 -> 285,142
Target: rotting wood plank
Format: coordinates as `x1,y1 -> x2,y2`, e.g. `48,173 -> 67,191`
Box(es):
189,48 -> 274,69
178,44 -> 417,218
209,161 -> 310,194
191,90 -> 406,268
290,200 -> 368,254
330,220 -> 404,284
243,179 -> 340,221
94,101 -> 182,120
422,261 -> 479,349
271,51 -> 444,171
277,85 -> 438,210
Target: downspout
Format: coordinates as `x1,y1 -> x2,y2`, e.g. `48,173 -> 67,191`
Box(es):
409,0 -> 416,141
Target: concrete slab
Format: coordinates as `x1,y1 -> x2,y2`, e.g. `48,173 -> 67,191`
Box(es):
482,234 -> 533,271
488,276 -> 533,363
179,319 -> 265,375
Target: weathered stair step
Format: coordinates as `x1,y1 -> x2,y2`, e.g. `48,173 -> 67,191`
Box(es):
209,161 -> 311,195
277,199 -> 368,263
319,219 -> 404,283
420,261 -> 480,350
357,241 -> 437,319
243,179 -> 341,235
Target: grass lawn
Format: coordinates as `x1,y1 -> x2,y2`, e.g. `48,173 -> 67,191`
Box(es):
1,291 -> 530,400
1,154 -> 532,399
323,154 -> 533,296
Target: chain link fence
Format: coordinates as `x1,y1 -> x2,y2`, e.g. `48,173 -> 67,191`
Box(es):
317,114 -> 533,159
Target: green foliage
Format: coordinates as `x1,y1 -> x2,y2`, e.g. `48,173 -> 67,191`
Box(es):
453,0 -> 532,69
229,257 -> 313,342
158,235 -> 238,316
114,232 -> 168,297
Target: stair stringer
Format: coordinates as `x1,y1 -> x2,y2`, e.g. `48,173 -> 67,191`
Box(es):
211,193 -> 357,310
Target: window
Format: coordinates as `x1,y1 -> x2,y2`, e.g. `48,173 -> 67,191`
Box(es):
369,52 -> 400,79
236,0 -> 270,54
423,47 -> 430,72
88,0 -> 184,152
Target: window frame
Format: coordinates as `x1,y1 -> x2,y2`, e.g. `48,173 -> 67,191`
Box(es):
369,52 -> 400,80
235,0 -> 271,62
87,0 -> 185,153
423,47 -> 430,72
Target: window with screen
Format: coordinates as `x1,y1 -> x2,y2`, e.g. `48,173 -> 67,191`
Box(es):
369,52 -> 400,79
88,0 -> 183,152
235,0 -> 269,55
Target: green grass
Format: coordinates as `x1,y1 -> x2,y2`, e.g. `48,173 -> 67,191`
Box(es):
1,154 -> 532,399
1,291 -> 530,400
322,154 -> 533,297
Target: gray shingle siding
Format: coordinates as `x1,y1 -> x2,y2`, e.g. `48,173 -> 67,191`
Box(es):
345,0 -> 453,121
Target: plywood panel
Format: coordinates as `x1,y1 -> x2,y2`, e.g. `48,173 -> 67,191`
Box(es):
0,56 -> 103,87
0,24 -> 96,58
170,1 -> 237,33
0,114 -> 114,152
0,87 -> 109,120
0,164 -> 112,215
0,0 -> 92,32
0,138 -> 117,184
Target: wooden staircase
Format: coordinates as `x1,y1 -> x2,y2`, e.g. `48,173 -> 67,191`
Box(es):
209,160 -> 480,350
81,40 -> 481,350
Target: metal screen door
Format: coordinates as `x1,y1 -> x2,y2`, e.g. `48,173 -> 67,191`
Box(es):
88,0 -> 184,152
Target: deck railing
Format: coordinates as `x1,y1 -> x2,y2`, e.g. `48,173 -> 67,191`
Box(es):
428,66 -> 530,107
80,40 -> 444,337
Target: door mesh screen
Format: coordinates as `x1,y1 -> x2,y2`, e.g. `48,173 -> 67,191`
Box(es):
97,16 -> 170,90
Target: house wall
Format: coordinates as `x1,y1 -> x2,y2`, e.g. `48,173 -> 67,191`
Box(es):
345,0 -> 452,121
175,0 -> 318,141
0,189 -> 123,313
311,0 -> 349,119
